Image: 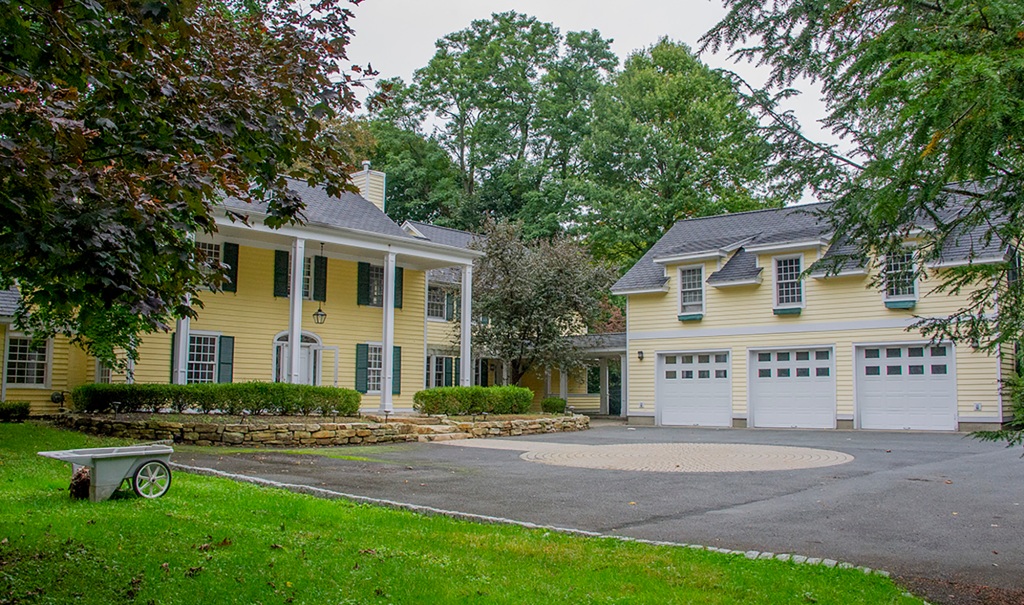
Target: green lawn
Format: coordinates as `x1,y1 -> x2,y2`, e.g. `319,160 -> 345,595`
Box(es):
0,423 -> 921,604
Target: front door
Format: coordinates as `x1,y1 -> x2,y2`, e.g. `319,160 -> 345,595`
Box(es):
274,333 -> 321,385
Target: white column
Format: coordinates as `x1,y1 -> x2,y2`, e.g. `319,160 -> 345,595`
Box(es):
380,251 -> 397,412
559,366 -> 568,400
172,314 -> 190,385
288,237 -> 305,384
459,264 -> 473,386
544,367 -> 552,397
620,353 -> 628,417
600,357 -> 609,414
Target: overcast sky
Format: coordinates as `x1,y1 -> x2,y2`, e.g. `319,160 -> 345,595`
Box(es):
345,0 -> 832,144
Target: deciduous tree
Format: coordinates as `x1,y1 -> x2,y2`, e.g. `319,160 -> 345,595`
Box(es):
574,39 -> 784,268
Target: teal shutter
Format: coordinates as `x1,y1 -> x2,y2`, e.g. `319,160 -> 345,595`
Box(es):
392,346 -> 402,395
217,336 -> 234,383
313,255 -> 327,302
445,292 -> 454,321
357,262 -> 370,305
454,357 -> 461,385
355,344 -> 368,393
394,267 -> 403,308
273,250 -> 289,297
170,332 -> 177,383
443,357 -> 453,386
222,243 -> 239,293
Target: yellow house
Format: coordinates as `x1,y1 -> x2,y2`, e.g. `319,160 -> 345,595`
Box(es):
2,165 -> 483,415
613,202 -> 1014,431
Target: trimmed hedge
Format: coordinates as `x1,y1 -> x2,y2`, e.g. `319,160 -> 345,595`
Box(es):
413,386 -> 533,416
71,382 -> 361,417
540,397 -> 567,414
0,401 -> 30,423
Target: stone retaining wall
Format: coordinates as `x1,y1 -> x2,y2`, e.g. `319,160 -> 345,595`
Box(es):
54,414 -> 589,447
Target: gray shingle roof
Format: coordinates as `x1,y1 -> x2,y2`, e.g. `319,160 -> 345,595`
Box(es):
405,221 -> 481,249
570,332 -> 626,352
222,178 -> 414,240
707,249 -> 762,285
613,203 -> 830,293
0,287 -> 18,317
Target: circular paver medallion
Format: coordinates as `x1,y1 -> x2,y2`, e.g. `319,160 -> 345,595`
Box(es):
519,443 -> 853,473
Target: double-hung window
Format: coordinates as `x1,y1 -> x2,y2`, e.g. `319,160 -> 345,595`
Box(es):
883,250 -> 917,305
367,344 -> 383,392
187,333 -> 219,384
427,286 -> 448,320
368,265 -> 385,307
774,256 -> 804,309
5,336 -> 49,386
286,258 -> 315,299
679,266 -> 704,316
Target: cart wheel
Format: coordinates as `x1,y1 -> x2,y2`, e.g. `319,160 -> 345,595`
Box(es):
133,460 -> 171,498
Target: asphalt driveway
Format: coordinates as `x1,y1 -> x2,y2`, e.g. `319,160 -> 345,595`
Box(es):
174,426 -> 1024,593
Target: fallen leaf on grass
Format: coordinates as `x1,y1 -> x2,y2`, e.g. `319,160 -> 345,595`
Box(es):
270,544 -> 283,550
185,566 -> 203,578
359,549 -> 377,555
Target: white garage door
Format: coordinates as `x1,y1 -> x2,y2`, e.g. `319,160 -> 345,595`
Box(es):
856,343 -> 957,431
657,352 -> 732,427
749,348 -> 836,428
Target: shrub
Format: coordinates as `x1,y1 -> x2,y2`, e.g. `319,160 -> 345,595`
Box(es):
0,401 -> 30,423
69,382 -> 361,417
413,385 -> 533,416
541,397 -> 566,414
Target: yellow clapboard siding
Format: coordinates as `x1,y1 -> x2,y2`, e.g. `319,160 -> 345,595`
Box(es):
626,247 -> 1003,424
127,245 -> 430,409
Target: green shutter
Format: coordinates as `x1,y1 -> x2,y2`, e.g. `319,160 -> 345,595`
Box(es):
480,359 -> 489,387
454,357 -> 461,386
357,262 -> 370,306
392,346 -> 402,395
313,255 -> 327,302
355,344 -> 368,393
443,357 -> 453,387
217,336 -> 234,383
170,332 -> 177,383
273,250 -> 290,297
222,243 -> 239,293
445,291 -> 454,321
394,267 -> 403,308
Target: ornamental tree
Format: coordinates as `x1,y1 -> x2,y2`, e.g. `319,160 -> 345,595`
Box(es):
467,220 -> 615,386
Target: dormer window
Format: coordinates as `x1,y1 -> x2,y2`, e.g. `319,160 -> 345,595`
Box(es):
774,256 -> 803,313
678,266 -> 704,321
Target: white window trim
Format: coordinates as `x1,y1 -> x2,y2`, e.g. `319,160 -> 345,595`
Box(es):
186,330 -> 221,384
95,359 -> 113,384
881,250 -> 919,302
426,285 -> 450,322
4,332 -> 52,389
366,341 -> 384,394
773,254 -> 806,309
286,256 -> 317,301
677,265 -> 706,315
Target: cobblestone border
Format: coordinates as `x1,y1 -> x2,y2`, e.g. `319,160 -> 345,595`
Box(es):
172,461 -> 924,603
